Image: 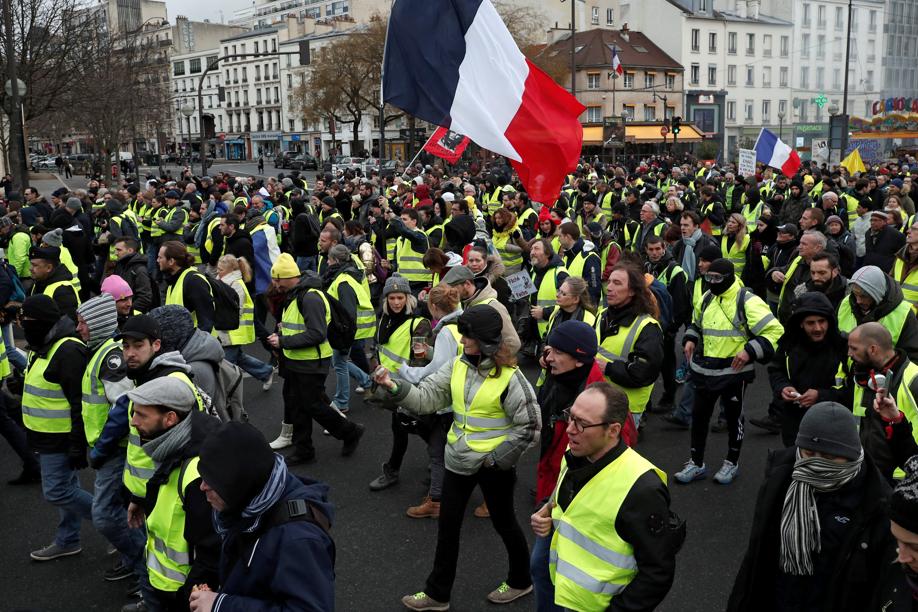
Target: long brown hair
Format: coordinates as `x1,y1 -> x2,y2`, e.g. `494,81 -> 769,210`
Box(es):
611,263 -> 659,320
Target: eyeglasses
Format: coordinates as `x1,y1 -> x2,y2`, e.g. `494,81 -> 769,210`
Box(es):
703,272 -> 726,283
562,409 -> 610,433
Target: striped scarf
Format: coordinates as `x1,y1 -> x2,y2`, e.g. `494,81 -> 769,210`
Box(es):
779,448 -> 864,575
213,453 -> 288,537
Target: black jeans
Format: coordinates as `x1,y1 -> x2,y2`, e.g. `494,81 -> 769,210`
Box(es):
0,393 -> 38,472
661,332 -> 677,400
690,379 -> 746,466
425,466 -> 532,602
284,371 -> 354,454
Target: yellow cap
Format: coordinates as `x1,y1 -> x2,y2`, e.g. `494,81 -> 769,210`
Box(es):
271,253 -> 300,279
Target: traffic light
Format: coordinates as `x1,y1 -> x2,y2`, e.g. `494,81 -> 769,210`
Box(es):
671,116 -> 681,135
298,41 -> 311,65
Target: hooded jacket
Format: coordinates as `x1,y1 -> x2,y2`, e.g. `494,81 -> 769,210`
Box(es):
475,255 -> 512,310
778,193 -> 810,226
181,329 -> 225,400
463,276 -> 521,355
113,251 -> 154,313
841,275 -> 918,363
278,274 -> 332,376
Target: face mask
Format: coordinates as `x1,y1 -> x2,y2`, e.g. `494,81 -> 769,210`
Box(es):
21,319 -> 54,348
706,272 -> 735,295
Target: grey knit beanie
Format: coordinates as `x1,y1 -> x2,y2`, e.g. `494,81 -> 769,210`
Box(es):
148,305 -> 195,353
65,197 -> 83,212
383,274 -> 412,297
848,265 -> 887,304
77,294 -> 119,351
42,227 -> 64,247
795,402 -> 862,461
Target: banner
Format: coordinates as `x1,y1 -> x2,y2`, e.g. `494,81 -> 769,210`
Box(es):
422,126 -> 471,164
738,149 -> 756,177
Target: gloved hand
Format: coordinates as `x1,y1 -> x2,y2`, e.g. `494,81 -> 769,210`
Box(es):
88,450 -> 108,471
68,435 -> 89,470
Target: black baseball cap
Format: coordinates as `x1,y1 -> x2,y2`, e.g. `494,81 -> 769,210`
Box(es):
115,314 -> 161,341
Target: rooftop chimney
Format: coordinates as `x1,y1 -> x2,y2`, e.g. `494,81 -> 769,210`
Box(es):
620,23 -> 630,42
748,0 -> 760,19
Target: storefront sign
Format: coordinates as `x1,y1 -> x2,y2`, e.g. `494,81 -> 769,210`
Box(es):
252,131 -> 282,141
871,97 -> 918,116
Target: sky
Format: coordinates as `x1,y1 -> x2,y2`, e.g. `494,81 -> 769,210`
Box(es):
165,0 -> 252,24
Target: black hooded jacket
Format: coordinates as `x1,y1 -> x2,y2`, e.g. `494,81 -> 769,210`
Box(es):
113,252 -> 154,312
31,263 -> 80,322
278,274 -> 331,375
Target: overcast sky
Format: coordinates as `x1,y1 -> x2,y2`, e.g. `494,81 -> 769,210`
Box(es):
165,0 -> 252,24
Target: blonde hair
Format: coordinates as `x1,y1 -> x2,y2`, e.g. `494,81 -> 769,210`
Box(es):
428,283 -> 460,316
728,212 -> 747,243
218,254 -> 253,283
561,276 -> 596,314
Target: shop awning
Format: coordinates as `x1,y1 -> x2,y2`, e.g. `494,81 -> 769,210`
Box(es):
625,124 -> 705,143
582,126 -> 604,145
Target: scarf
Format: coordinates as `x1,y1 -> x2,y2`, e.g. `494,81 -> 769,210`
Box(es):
779,448 -> 864,575
213,454 -> 288,537
143,413 -> 194,463
377,309 -> 412,345
681,229 -> 701,282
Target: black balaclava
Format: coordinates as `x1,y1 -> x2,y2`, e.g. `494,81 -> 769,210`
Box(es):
706,258 -> 736,296
20,294 -> 60,348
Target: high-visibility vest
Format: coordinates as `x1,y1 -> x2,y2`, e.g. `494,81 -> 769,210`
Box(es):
598,191 -> 616,218
656,261 -> 687,288
36,277 -> 81,307
546,307 -> 596,339
576,211 -> 606,234
493,229 -> 523,270
22,337 -> 84,433
721,234 -> 750,277
280,288 -> 332,361
837,296 -> 911,343
165,268 -> 212,327
377,317 -> 422,372
566,250 -> 601,279
232,196 -> 248,209
163,206 -> 188,234
485,186 -> 503,215
124,371 -> 202,498
202,217 -> 223,259
329,271 -> 377,340
226,278 -> 256,346
841,192 -> 860,227
550,447 -> 666,611
448,357 -> 516,453
741,201 -> 763,232
518,207 -> 537,229
138,203 -> 154,232
149,206 -> 170,239
424,222 -> 445,250
145,456 -> 201,592
777,256 -> 803,307
893,257 -> 918,313
59,246 -> 82,292
185,222 -> 201,264
81,338 -> 122,447
395,234 -> 430,283
595,313 -> 659,414
532,265 -> 568,338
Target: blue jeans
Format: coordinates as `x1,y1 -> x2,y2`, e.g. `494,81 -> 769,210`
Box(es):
92,455 -> 146,577
347,339 -> 372,388
673,380 -> 695,423
2,323 -> 26,372
38,452 -> 93,548
530,533 -> 563,611
331,349 -> 352,408
224,345 -> 273,382
296,255 -> 317,273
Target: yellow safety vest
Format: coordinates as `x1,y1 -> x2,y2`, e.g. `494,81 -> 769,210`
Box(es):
280,288 -> 332,361
532,266 -> 568,338
59,246 -> 82,292
81,338 -> 121,447
202,217 -> 224,260
145,456 -> 201,592
377,317 -> 422,372
226,278 -> 256,346
721,234 -> 750,278
493,229 -> 523,271
329,272 -> 377,340
149,206 -> 170,239
546,307 -> 596,339
893,258 -> 918,313
36,278 -> 81,307
837,296 -> 911,343
165,268 -> 212,327
395,234 -> 430,283
448,357 -> 516,453
22,337 -> 84,433
550,448 -> 666,611
777,256 -> 803,307
596,313 -> 659,414
186,222 -> 201,264
424,222 -> 445,250
566,250 -> 600,279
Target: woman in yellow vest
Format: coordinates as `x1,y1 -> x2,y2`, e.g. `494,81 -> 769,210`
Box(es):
372,304 -> 540,610
545,277 -> 598,338
467,246 -> 512,309
216,254 -> 274,389
721,213 -> 752,279
368,275 -> 432,492
491,207 -> 526,276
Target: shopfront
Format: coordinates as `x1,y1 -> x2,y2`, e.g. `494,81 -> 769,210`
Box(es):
251,131 -> 283,159
224,137 -> 246,161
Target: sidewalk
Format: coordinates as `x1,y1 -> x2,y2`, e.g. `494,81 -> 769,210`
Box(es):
27,171 -> 82,196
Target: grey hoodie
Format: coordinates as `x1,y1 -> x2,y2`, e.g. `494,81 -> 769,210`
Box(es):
181,329 -> 225,398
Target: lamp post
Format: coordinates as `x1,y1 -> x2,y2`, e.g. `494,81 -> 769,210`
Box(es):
180,102 -> 194,167
777,111 -> 785,141
621,110 -> 629,165
3,0 -> 27,191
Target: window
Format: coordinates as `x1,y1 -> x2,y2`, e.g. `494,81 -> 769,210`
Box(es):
232,45 -> 237,55
746,65 -> 754,86
727,100 -> 736,121
727,64 -> 737,86
728,32 -> 737,54
644,73 -> 655,89
189,58 -> 201,74
851,7 -> 858,28
273,64 -> 278,80
606,8 -> 614,25
699,0 -> 707,10
817,5 -> 825,28
591,6 -> 599,25
867,39 -> 876,62
802,3 -> 811,26
816,67 -> 824,88
643,105 -> 656,121
665,73 -> 675,89
800,66 -> 809,88
232,68 -> 238,83
691,28 -> 700,52
289,119 -> 295,132
622,105 -> 635,121
850,37 -> 858,60
817,34 -> 825,59
587,72 -> 600,89
746,33 -> 754,55
241,44 -> 246,55
780,66 -> 788,87
256,89 -> 262,104
762,100 -> 771,123
763,66 -> 771,87
780,36 -> 789,57
271,39 -> 276,52
254,41 -> 259,55
690,63 -> 699,85
801,33 -> 810,58
779,100 -> 787,116
286,74 -> 293,88
274,86 -> 279,103
243,90 -> 248,105
708,32 -> 716,53
255,65 -> 261,80
763,34 -> 772,57
664,106 -> 675,119
623,72 -> 634,88
835,6 -> 844,30
207,55 -> 218,70
173,61 -> 185,76
586,106 -> 602,123
833,68 -> 841,89
242,67 -> 248,83
223,46 -> 228,56
866,69 -> 874,90
744,99 -> 753,122
707,64 -> 716,86
869,9 -> 877,32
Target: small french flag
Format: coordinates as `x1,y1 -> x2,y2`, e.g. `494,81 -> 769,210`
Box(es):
383,0 -> 585,204
753,128 -> 801,177
612,49 -> 623,77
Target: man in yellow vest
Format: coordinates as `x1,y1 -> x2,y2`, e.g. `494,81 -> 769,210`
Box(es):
267,254 -> 365,465
29,245 -> 80,322
559,223 -> 602,306
19,294 -> 93,562
677,259 -> 784,485
893,219 -> 918,313
158,240 -> 215,332
389,207 -> 431,295
123,376 -> 221,611
531,382 -> 676,612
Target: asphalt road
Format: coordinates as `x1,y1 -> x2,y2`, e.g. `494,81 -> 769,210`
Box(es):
0,345 -> 785,612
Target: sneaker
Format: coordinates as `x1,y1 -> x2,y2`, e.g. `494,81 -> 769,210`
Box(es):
331,401 -> 349,415
713,460 -> 739,485
30,542 -> 82,562
125,579 -> 141,598
284,451 -> 316,466
710,419 -> 728,433
7,466 -> 41,485
355,385 -> 367,394
261,368 -> 275,392
662,413 -> 690,429
473,501 -> 490,518
674,461 -> 707,484
104,559 -> 134,582
749,415 -> 781,434
406,496 -> 440,519
121,600 -> 148,612
487,582 -> 533,604
401,592 -> 449,611
369,462 -> 399,491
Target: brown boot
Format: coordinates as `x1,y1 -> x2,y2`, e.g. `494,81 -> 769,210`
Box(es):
473,501 -> 490,518
406,496 -> 440,519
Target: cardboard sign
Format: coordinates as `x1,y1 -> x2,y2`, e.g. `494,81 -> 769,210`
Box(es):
505,270 -> 537,301
738,149 -> 756,177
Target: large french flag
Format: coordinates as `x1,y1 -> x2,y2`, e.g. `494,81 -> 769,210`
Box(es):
754,128 -> 801,177
383,0 -> 585,204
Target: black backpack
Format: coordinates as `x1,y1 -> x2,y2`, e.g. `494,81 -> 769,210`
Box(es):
323,291 -> 356,351
204,274 -> 241,331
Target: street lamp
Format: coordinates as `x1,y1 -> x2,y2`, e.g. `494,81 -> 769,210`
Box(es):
621,110 -> 629,164
180,102 -> 194,167
828,103 -> 839,116
777,111 -> 785,141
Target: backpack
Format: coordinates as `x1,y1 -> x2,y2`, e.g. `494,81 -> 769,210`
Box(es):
204,274 -> 241,331
647,277 -> 673,333
1,261 -> 26,304
323,291 -> 357,351
210,360 -> 247,422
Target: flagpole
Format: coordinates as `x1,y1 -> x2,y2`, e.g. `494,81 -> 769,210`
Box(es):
400,130 -> 436,179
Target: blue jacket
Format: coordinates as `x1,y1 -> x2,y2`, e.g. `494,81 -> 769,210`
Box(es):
212,474 -> 335,612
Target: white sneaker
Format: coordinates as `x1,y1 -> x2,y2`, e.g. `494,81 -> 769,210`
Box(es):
262,368 -> 275,392
355,386 -> 366,394
713,460 -> 739,485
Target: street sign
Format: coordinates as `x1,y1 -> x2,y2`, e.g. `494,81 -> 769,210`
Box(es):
660,125 -> 670,136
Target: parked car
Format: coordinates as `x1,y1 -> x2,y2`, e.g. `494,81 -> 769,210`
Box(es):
289,153 -> 318,171
274,152 -> 296,168
331,156 -> 365,175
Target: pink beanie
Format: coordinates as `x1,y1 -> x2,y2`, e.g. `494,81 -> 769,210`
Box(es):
101,275 -> 133,300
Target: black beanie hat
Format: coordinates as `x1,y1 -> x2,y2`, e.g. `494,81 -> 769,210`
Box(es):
21,294 -> 60,322
707,258 -> 735,276
546,320 -> 598,360
198,422 -> 277,513
698,244 -> 721,262
890,455 -> 918,535
457,304 -> 503,356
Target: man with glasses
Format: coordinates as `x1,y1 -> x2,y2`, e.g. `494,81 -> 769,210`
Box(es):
676,259 -> 784,485
530,382 -> 676,611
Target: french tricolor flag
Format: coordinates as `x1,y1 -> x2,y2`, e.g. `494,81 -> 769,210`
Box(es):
383,0 -> 586,204
753,128 -> 801,177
